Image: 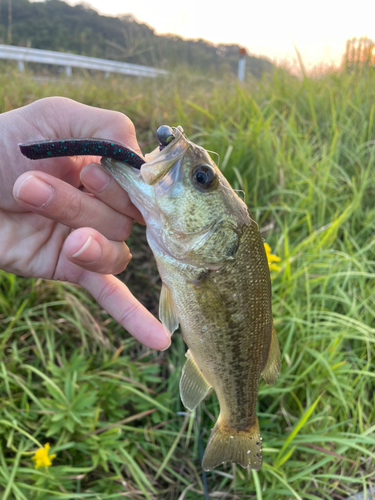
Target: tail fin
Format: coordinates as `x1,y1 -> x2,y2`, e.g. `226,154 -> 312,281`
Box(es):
202,417 -> 262,471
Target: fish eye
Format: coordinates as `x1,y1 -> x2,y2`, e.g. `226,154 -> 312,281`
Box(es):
191,164 -> 218,191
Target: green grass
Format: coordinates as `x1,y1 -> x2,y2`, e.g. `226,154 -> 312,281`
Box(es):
0,65 -> 374,499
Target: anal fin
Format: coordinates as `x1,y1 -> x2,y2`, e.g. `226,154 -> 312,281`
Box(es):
159,283 -> 179,335
180,350 -> 211,411
261,325 -> 281,385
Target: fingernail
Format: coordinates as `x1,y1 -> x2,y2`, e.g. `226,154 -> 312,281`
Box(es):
158,325 -> 172,351
16,175 -> 54,208
72,235 -> 102,262
160,338 -> 172,351
82,166 -> 110,192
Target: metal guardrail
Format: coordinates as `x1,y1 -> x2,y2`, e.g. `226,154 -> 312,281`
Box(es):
0,44 -> 168,78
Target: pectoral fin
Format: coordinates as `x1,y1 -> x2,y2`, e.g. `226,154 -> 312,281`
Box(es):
261,325 -> 281,385
159,283 -> 179,335
180,350 -> 211,411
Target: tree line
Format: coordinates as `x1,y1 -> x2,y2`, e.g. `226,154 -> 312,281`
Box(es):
0,0 -> 274,78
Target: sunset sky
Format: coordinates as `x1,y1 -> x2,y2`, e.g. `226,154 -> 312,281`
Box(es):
71,0 -> 374,70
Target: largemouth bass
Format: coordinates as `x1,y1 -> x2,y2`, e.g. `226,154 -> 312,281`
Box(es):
101,125 -> 282,471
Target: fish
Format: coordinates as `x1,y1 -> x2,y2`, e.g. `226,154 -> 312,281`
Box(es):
100,125 -> 282,471
19,126 -> 281,470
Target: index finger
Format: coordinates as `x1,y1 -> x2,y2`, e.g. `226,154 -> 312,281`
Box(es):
16,97 -> 144,188
80,163 -> 145,225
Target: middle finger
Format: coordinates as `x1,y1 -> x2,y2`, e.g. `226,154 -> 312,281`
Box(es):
13,171 -> 133,242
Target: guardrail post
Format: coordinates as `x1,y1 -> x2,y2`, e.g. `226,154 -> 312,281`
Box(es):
238,48 -> 246,82
18,60 -> 24,72
65,66 -> 72,77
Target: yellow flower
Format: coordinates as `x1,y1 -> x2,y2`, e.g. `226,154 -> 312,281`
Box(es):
264,243 -> 281,271
32,443 -> 56,469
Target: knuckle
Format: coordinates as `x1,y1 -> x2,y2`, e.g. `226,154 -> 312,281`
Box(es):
112,244 -> 131,275
108,216 -> 133,242
112,111 -> 135,133
96,280 -> 141,327
120,219 -> 133,240
60,192 -> 84,226
110,112 -> 138,146
35,97 -> 75,122
97,280 -> 119,306
121,197 -> 137,218
119,300 -> 141,326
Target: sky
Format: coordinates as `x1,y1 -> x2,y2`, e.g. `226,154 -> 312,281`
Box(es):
71,0 -> 375,71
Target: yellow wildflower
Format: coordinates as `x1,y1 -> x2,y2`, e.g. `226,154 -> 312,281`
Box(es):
264,243 -> 281,271
32,443 -> 56,469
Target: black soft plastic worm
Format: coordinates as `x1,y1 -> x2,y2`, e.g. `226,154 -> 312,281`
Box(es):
19,138 -> 145,170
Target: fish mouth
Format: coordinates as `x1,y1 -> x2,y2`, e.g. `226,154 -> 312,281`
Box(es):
100,127 -> 190,214
141,126 -> 191,185
104,126 -> 192,188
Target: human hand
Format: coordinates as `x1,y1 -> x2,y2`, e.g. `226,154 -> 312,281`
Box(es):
0,96 -> 170,350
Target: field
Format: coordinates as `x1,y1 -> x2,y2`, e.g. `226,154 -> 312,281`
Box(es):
0,64 -> 374,499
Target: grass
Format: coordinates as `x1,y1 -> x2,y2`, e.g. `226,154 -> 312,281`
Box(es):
0,63 -> 374,499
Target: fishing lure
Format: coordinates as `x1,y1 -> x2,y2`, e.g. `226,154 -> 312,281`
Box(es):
18,126 -> 176,167
19,138 -> 146,169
